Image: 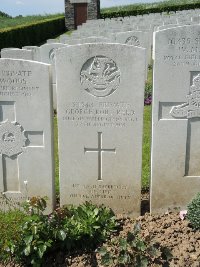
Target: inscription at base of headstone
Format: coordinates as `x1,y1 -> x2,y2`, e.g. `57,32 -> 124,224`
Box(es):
151,25 -> 200,214
0,59 -> 55,213
56,43 -> 146,216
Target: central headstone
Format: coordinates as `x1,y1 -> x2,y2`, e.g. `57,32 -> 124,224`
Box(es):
56,43 -> 146,216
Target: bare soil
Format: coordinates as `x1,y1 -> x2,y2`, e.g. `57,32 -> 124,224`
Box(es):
43,192 -> 200,267
1,192 -> 200,267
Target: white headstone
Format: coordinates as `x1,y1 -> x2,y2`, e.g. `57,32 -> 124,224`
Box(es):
1,48 -> 33,60
56,43 -> 146,216
151,25 -> 200,214
113,30 -> 151,76
22,46 -> 41,61
0,59 -> 55,212
40,43 -> 67,110
64,36 -> 111,45
47,39 -> 60,44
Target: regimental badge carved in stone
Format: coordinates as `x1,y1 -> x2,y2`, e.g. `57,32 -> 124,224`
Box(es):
125,36 -> 140,47
0,120 -> 27,157
170,73 -> 200,119
80,55 -> 121,97
49,48 -> 56,62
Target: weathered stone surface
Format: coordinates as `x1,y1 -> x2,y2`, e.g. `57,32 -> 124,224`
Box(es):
63,36 -> 110,45
22,46 -> 41,61
56,43 -> 146,216
151,25 -> 200,214
0,59 -> 55,213
40,43 -> 67,110
113,30 -> 151,75
1,48 -> 33,60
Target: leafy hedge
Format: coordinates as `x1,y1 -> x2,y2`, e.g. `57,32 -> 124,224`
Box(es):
0,11 -> 11,18
0,16 -> 65,50
100,3 -> 200,19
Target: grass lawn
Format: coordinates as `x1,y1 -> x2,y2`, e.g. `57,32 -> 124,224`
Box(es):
101,0 -> 200,13
0,14 -> 64,30
142,106 -> 151,189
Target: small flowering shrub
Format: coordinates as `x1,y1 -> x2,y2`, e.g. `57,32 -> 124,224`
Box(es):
144,81 -> 152,106
187,192 -> 200,230
1,197 -> 118,267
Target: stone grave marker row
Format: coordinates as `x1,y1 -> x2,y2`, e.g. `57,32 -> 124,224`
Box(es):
0,59 -> 55,213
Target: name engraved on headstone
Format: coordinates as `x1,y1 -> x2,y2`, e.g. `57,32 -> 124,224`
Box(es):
163,32 -> 200,66
62,101 -> 136,127
0,70 -> 39,97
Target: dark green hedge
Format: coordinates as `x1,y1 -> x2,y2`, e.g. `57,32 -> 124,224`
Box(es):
0,16 -> 65,50
0,11 -> 11,18
100,3 -> 200,19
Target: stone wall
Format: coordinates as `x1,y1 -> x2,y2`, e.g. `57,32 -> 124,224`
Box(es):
88,0 -> 100,20
65,1 -> 75,30
65,0 -> 100,30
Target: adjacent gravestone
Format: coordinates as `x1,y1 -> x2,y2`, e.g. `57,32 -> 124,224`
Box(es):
40,43 -> 67,109
22,46 -> 41,61
151,25 -> 200,214
47,39 -> 60,44
113,30 -> 151,77
63,36 -> 111,45
56,43 -> 146,216
1,48 -> 33,60
0,59 -> 55,213
113,31 -> 148,48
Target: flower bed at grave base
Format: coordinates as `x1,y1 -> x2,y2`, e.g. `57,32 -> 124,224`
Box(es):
0,194 -> 200,267
0,16 -> 65,50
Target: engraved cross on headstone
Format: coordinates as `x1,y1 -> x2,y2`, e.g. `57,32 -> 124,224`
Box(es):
0,101 -> 44,194
159,72 -> 200,177
84,132 -> 116,181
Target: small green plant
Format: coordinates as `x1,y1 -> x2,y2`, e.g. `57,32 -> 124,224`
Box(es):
187,192 -> 200,230
10,197 -> 53,266
47,201 -> 118,252
1,197 -> 118,267
64,202 -> 118,248
145,82 -> 152,100
98,223 -> 173,267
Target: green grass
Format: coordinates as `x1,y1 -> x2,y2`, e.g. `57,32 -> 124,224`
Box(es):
141,63 -> 153,188
0,209 -> 27,262
0,13 -> 64,30
54,117 -> 59,194
142,106 -> 151,189
101,0 -> 200,13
